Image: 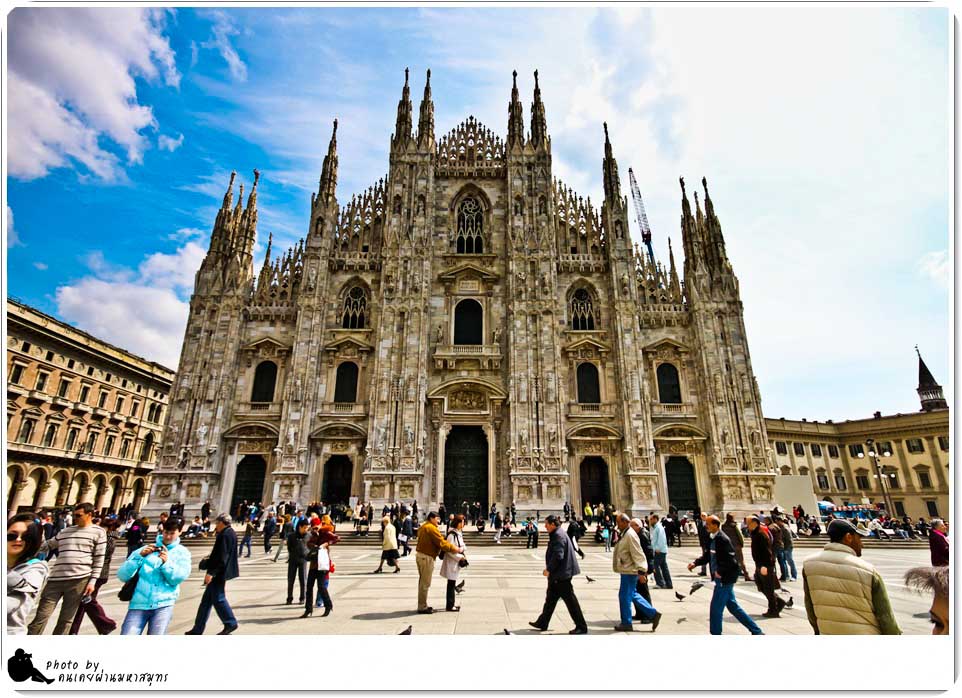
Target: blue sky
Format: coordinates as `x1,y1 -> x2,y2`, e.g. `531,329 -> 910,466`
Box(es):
4,6 -> 951,420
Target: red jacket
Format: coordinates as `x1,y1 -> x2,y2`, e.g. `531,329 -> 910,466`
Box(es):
929,529 -> 949,567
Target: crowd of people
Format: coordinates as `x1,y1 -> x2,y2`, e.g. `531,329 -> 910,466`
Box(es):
7,497 -> 950,637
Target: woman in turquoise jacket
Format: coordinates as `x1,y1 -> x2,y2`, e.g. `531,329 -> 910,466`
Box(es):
117,517 -> 192,635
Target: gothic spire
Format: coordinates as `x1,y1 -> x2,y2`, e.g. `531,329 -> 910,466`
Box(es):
916,346 -> 948,411
263,231 -> 273,266
701,176 -> 729,269
602,122 -> 621,201
679,176 -> 698,270
507,69 -> 524,149
530,69 -> 547,148
416,69 -> 435,150
394,67 -> 412,146
318,119 -> 338,206
222,170 -> 236,210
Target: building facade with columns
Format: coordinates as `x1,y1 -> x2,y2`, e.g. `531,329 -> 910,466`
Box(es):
146,69 -> 777,518
6,298 -> 174,514
767,352 -> 950,521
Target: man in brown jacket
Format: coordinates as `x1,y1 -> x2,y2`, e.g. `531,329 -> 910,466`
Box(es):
415,511 -> 462,614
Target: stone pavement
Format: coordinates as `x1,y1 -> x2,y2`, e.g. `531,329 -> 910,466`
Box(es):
63,541 -> 934,635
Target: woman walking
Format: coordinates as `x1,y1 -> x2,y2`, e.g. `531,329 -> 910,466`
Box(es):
303,516 -> 339,617
69,518 -> 121,635
7,513 -> 49,635
116,517 -> 192,635
440,514 -> 467,612
374,515 -> 401,574
124,516 -> 147,559
398,511 -> 414,556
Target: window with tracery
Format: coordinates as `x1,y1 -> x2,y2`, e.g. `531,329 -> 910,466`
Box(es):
570,288 -> 596,330
455,197 -> 484,253
342,286 -> 367,329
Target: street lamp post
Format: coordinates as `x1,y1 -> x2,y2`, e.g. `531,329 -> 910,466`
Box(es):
858,438 -> 895,517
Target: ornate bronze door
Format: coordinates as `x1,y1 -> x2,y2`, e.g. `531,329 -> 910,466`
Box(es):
231,455 -> 267,513
665,456 -> 698,512
579,456 -> 611,508
443,426 -> 488,513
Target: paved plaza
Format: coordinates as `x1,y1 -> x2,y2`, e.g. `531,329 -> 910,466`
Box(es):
62,539 -> 935,636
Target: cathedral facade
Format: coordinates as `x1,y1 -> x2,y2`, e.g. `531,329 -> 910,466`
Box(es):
146,69 -> 776,518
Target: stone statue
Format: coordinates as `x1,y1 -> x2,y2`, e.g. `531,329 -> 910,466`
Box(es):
520,429 -> 528,454
493,327 -> 502,347
548,426 -> 557,454
286,426 -> 297,449
307,265 -> 317,290
436,325 -> 443,344
404,425 -> 414,445
196,424 -> 208,446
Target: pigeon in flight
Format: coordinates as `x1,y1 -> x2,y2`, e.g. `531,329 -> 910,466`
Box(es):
689,581 -> 705,595
503,628 -> 514,635
455,581 -> 465,593
399,625 -> 413,635
675,591 -> 686,601
586,576 -> 596,583
676,617 -> 687,624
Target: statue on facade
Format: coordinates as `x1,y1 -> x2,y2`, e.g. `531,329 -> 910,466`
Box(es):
286,426 -> 297,450
195,424 -> 208,446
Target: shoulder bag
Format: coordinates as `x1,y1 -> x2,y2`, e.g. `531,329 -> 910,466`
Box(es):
118,571 -> 140,602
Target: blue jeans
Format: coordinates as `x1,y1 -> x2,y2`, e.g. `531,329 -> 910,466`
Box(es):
652,552 -> 672,588
709,580 -> 762,635
239,536 -> 252,557
776,549 -> 789,580
121,605 -> 175,635
619,574 -> 656,625
190,577 -> 236,632
782,549 -> 797,579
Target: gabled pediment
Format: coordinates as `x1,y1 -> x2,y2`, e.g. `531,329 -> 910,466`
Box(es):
324,334 -> 374,355
242,336 -> 290,353
642,338 -> 689,354
438,262 -> 500,283
563,336 -> 611,356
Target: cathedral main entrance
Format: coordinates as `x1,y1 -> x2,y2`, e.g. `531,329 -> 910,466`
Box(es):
443,425 -> 488,513
231,455 -> 267,513
322,455 -> 353,505
579,456 -> 611,509
665,456 -> 699,513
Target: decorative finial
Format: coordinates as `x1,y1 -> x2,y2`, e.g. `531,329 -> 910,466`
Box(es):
426,68 -> 431,83
404,67 -> 409,85
603,121 -> 609,141
512,69 -> 518,86
332,118 -> 338,136
534,69 -> 539,88
252,169 -> 260,187
915,344 -> 921,358
702,176 -> 709,198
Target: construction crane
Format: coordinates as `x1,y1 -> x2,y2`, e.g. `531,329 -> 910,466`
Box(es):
628,168 -> 655,263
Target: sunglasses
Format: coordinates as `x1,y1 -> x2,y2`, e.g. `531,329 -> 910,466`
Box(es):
7,532 -> 27,542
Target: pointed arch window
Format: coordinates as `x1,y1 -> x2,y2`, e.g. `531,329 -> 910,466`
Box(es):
455,197 -> 484,253
656,363 -> 682,404
250,361 -> 278,403
140,433 -> 154,462
342,286 -> 367,329
570,288 -> 596,330
333,362 -> 359,403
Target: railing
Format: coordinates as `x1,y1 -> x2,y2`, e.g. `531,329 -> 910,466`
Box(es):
567,402 -> 614,418
235,401 -> 281,415
650,402 -> 696,416
436,344 -> 500,356
317,402 -> 368,416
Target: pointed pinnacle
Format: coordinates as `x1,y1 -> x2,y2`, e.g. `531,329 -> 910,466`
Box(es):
534,69 -> 539,88
679,177 -> 686,196
603,121 -> 609,143
404,67 -> 409,85
512,69 -> 518,87
252,169 -> 260,188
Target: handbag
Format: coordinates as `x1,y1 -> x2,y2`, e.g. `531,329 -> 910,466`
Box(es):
118,571 -> 140,602
397,533 -> 408,543
198,555 -> 210,571
316,546 -> 331,572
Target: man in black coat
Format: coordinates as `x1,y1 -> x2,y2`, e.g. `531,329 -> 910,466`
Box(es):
695,511 -> 711,576
262,512 -> 278,554
286,519 -> 311,605
186,514 -> 239,635
529,515 -> 588,634
748,516 -> 784,618
687,515 -> 763,635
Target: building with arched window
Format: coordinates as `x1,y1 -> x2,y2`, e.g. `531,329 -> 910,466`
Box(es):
144,70 -> 787,518
6,299 -> 172,515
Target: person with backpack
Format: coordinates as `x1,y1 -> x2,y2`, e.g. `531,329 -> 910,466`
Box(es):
117,516 -> 191,635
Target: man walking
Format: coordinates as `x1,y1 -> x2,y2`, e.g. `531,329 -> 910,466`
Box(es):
929,519 -> 949,567
262,511 -> 277,554
687,515 -> 763,635
611,513 -> 661,632
529,515 -> 588,634
185,514 -> 239,635
803,519 -> 900,634
695,511 -> 710,576
647,514 -> 673,589
28,502 -> 107,635
747,515 -> 785,618
414,512 -> 462,614
779,516 -> 797,581
722,514 -> 751,582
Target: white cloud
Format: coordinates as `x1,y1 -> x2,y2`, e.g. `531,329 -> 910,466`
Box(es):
918,250 -> 950,290
7,8 -> 179,181
168,226 -> 206,242
33,262 -> 48,271
6,205 -> 21,248
201,10 -> 248,82
54,241 -> 205,368
158,133 -> 184,152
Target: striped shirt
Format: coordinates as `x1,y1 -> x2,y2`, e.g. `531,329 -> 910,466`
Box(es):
41,525 -> 107,583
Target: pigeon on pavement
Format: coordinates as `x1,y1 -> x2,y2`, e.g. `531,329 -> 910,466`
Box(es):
676,617 -> 687,624
503,629 -> 514,635
785,597 -> 794,608
399,625 -> 413,635
674,591 -> 686,601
